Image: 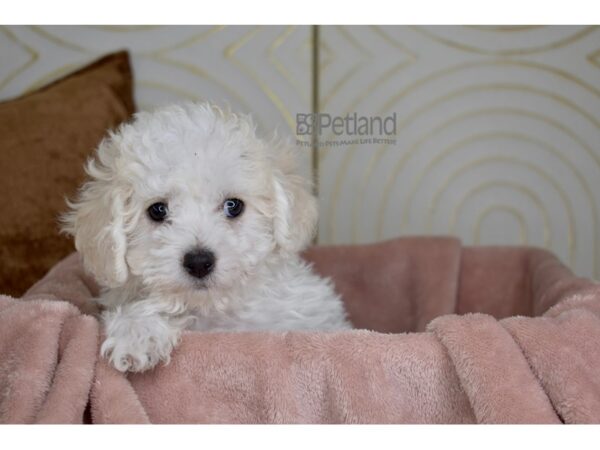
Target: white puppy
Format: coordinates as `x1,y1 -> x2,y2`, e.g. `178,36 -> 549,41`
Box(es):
63,102 -> 351,373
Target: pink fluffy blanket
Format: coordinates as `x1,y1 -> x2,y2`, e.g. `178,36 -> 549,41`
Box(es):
1,237 -> 599,423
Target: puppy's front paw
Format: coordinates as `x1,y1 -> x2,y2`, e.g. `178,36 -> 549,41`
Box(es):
100,310 -> 181,373
100,336 -> 174,372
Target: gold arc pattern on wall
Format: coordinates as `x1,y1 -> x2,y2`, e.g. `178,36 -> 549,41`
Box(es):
398,133 -> 579,231
319,26 -> 599,280
474,205 -> 529,245
375,84 -> 599,233
328,60 -> 600,248
426,125 -> 597,238
352,108 -> 580,246
357,107 -> 596,266
350,105 -> 589,249
411,25 -> 597,56
410,134 -> 581,264
419,155 -> 578,262
448,181 -> 552,247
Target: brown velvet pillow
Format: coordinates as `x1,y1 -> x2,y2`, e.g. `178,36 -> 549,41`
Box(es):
0,51 -> 135,297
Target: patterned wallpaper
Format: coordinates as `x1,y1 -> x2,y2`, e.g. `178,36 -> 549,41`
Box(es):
1,25 -> 599,278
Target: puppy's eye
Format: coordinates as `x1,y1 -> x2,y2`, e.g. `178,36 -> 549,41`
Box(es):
223,198 -> 244,219
147,202 -> 168,222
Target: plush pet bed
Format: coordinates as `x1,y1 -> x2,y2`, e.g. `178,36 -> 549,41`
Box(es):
1,236 -> 599,424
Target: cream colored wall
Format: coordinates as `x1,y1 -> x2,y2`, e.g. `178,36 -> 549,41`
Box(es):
1,25 -> 599,278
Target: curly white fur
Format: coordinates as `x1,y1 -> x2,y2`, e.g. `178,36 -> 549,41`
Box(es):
62,102 -> 351,373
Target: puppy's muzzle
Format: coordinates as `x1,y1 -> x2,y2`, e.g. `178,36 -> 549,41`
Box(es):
183,248 -> 216,279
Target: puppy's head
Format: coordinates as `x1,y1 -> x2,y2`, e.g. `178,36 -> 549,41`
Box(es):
62,102 -> 317,294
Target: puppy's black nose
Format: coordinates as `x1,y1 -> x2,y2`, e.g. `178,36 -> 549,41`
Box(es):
183,249 -> 216,279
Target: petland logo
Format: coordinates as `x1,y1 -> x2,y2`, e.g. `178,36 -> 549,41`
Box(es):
295,112 -> 397,148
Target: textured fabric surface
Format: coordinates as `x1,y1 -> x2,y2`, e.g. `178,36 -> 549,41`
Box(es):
0,51 -> 135,297
1,237 -> 599,423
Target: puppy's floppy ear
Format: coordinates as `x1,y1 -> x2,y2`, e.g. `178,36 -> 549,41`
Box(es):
61,138 -> 130,288
271,145 -> 318,253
